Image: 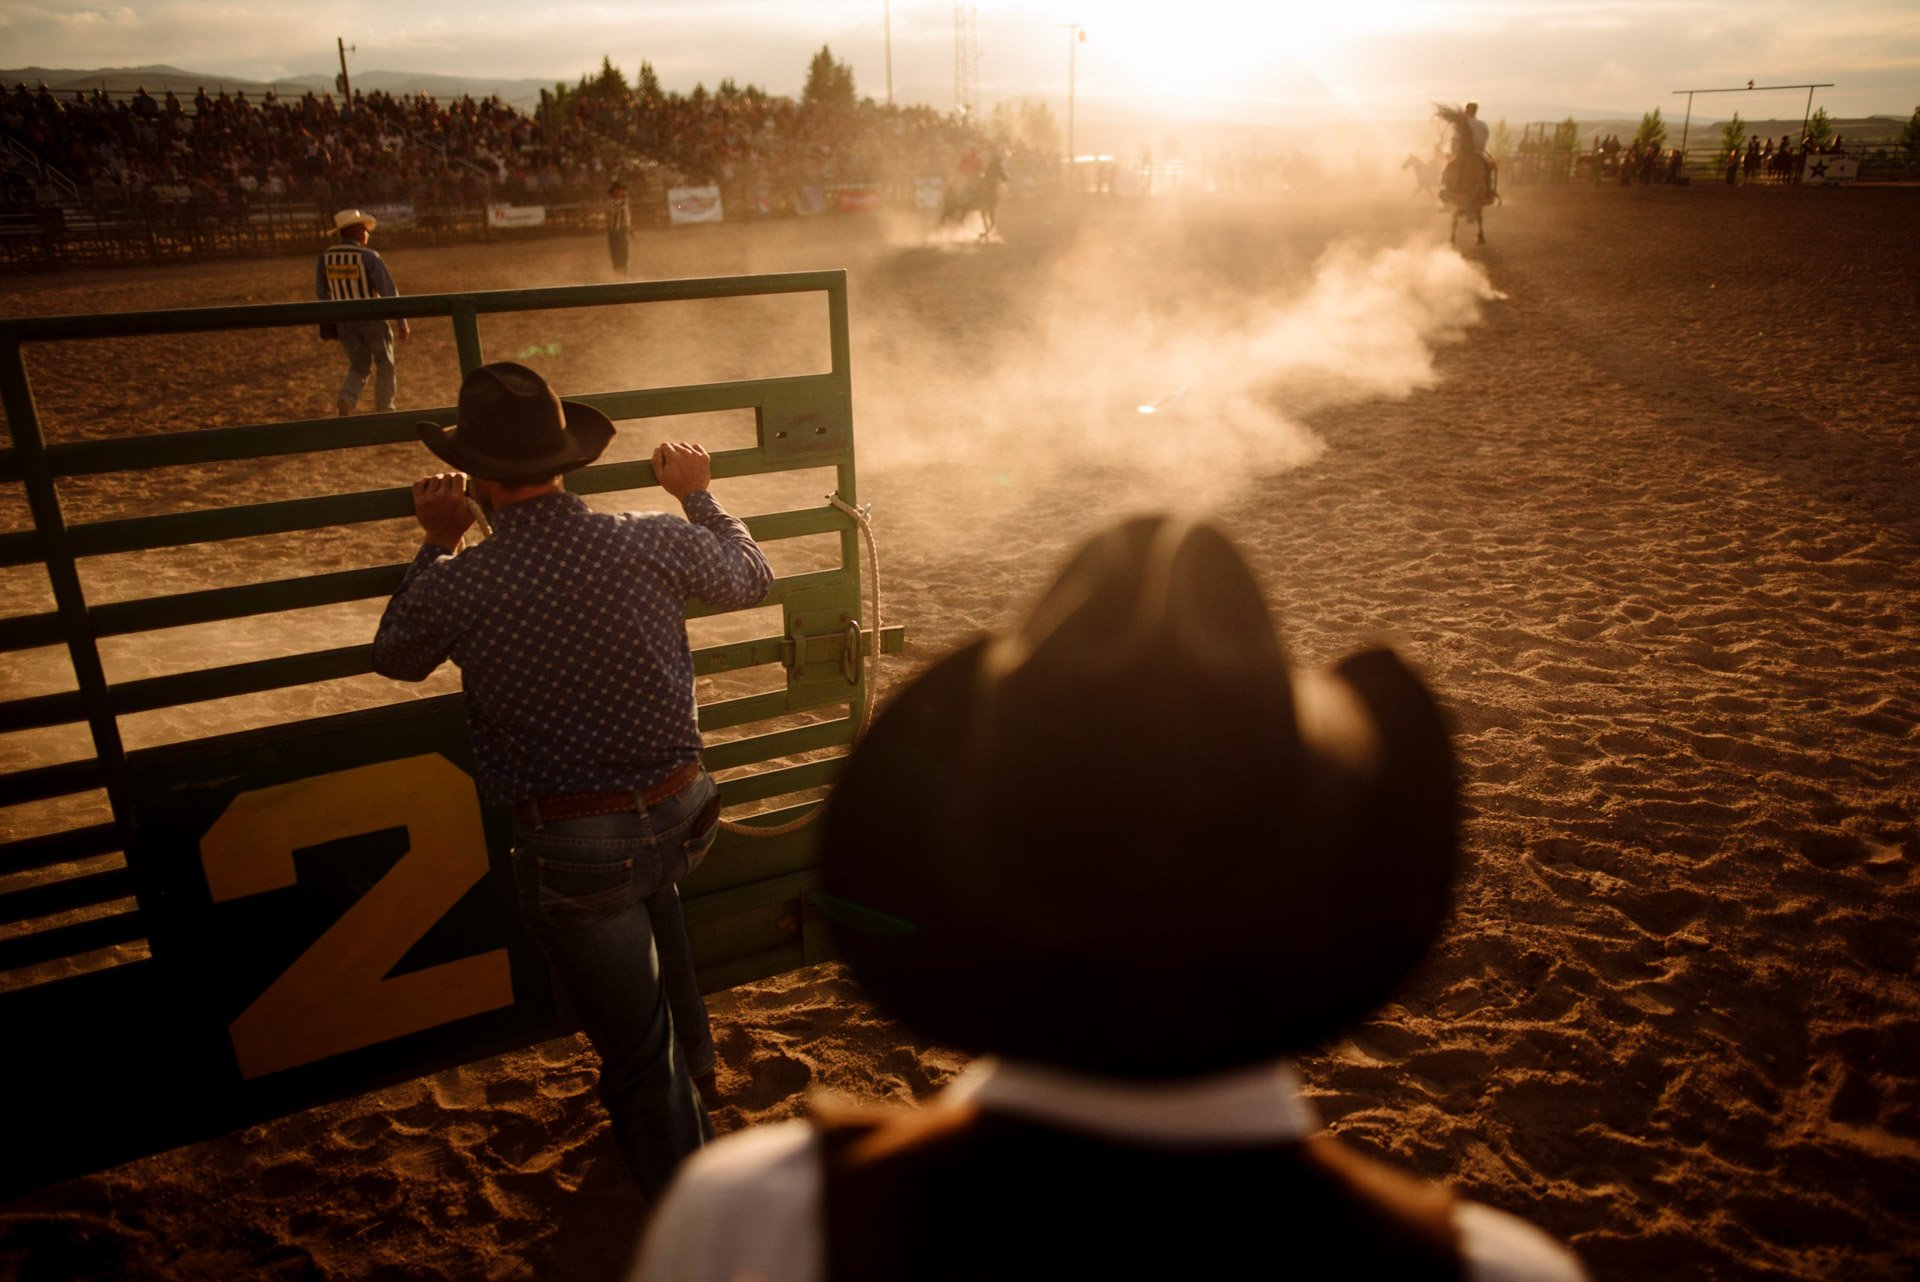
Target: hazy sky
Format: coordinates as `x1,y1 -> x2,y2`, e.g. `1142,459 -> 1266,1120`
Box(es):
5,0 -> 1916,121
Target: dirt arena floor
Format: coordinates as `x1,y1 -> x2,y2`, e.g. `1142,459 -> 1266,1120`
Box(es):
2,180 -> 1917,1280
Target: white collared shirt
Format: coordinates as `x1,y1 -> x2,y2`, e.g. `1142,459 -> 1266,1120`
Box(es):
635,1058 -> 1586,1282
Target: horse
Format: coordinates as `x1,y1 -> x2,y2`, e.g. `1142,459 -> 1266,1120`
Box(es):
1437,150 -> 1497,245
939,155 -> 1007,241
1434,103 -> 1494,246
1402,151 -> 1442,202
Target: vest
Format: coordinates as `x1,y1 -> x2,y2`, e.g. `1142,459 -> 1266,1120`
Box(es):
817,1104 -> 1463,1282
320,244 -> 376,300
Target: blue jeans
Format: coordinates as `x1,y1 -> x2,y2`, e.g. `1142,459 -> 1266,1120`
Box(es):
511,770 -> 719,1198
336,319 -> 395,412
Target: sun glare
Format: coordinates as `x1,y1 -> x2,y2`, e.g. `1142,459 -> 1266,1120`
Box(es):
1077,0 -> 1423,108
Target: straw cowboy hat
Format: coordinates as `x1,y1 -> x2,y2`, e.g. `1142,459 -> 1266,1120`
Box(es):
417,362 -> 615,481
817,516 -> 1460,1079
332,208 -> 379,231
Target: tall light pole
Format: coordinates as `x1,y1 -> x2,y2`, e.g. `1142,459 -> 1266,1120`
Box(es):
336,37 -> 356,117
1065,23 -> 1083,188
884,0 -> 894,105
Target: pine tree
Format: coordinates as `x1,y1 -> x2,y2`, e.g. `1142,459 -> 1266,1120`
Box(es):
1720,111 -> 1746,158
1634,107 -> 1667,150
636,61 -> 664,106
1020,102 -> 1060,156
1805,106 -> 1833,147
1901,105 -> 1920,171
802,45 -> 856,111
989,101 -> 1062,156
595,56 -> 629,99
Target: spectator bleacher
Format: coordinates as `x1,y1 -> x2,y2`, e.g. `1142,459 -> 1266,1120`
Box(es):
0,65 -> 1003,265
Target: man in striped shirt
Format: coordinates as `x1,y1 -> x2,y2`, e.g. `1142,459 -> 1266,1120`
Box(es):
316,208 -> 411,415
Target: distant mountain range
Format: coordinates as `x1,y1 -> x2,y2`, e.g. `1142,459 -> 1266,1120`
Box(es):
1,64 -> 558,108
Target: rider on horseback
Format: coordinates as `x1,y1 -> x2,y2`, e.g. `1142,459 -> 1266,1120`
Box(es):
1435,102 -> 1497,244
940,147 -> 1008,241
1463,101 -> 1490,153
1437,101 -> 1498,208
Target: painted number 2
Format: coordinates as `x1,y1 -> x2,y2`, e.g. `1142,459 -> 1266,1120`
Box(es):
200,753 -> 514,1080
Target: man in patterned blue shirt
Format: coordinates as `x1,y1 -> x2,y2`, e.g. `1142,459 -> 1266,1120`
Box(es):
372,361 -> 773,1198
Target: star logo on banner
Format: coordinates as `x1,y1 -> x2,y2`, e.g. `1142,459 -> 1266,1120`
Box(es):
1808,160 -> 1829,179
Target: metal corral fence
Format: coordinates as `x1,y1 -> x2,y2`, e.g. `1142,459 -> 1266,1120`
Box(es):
0,195 -> 613,269
1503,147 -> 1919,187
0,177 -> 944,271
0,270 -> 900,1193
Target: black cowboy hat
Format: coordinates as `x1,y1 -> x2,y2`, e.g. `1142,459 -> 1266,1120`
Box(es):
818,516 -> 1460,1079
417,361 -> 614,481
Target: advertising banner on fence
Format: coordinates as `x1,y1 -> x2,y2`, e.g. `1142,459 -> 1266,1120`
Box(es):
364,201 -> 417,228
1801,155 -> 1858,185
668,185 -> 724,225
486,203 -> 547,228
833,185 -> 882,213
794,185 -> 828,217
915,177 -> 946,211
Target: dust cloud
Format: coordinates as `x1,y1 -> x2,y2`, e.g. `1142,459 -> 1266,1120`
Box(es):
853,222 -> 1502,505
0,196 -> 1501,764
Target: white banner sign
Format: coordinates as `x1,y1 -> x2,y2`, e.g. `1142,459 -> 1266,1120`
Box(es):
667,185 -> 724,225
1801,155 -> 1858,185
914,177 -> 946,210
486,203 -> 547,228
363,201 -> 417,228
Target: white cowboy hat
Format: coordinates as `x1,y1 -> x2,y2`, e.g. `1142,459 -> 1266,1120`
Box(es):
332,208 -> 378,232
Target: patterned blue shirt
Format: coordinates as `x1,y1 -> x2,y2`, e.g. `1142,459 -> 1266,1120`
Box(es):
372,489 -> 773,806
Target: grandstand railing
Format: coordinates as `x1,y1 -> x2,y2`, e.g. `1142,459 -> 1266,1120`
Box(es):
0,271 -> 900,1193
1,134 -> 79,200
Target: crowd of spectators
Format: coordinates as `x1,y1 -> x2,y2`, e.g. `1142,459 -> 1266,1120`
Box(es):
571,85 -> 990,217
0,72 -> 999,224
1,81 -> 568,211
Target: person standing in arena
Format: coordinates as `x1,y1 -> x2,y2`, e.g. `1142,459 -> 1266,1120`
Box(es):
316,208 -> 410,416
371,361 -> 773,1199
607,180 -> 634,276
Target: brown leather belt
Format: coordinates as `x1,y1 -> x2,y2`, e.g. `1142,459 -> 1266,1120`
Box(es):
512,762 -> 703,824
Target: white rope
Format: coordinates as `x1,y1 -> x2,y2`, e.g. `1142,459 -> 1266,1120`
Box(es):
717,492 -> 882,838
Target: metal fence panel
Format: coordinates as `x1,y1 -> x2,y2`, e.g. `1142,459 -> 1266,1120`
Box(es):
0,272 -> 896,1193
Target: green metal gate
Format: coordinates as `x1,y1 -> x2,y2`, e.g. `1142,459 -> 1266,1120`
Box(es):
0,272 -> 899,1194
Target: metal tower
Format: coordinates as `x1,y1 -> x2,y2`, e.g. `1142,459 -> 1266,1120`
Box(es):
954,3 -> 979,119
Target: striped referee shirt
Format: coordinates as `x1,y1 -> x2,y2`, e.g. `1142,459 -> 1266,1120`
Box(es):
371,489 -> 773,807
315,240 -> 398,301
